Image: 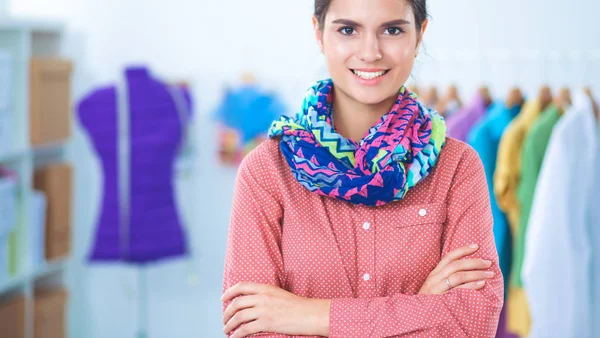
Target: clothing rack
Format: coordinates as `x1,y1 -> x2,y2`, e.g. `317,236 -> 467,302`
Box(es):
410,48 -> 600,100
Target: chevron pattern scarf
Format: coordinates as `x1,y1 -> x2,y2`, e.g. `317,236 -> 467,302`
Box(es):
268,79 -> 447,206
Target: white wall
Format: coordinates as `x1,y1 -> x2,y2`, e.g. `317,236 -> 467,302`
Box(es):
11,0 -> 600,105
8,1 -> 600,337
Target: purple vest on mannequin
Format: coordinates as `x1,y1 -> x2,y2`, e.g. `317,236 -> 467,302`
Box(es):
78,66 -> 190,264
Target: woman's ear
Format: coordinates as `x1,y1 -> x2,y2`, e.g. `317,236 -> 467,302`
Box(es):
416,18 -> 429,51
312,15 -> 325,54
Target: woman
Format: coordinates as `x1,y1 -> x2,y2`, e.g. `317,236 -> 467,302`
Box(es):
221,0 -> 503,337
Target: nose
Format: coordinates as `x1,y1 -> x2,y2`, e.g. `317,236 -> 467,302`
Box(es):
358,33 -> 382,62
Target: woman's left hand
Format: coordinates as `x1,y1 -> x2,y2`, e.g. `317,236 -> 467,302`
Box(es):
221,282 -> 330,338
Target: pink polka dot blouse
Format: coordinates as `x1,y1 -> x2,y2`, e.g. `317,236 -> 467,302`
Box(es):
222,137 -> 504,337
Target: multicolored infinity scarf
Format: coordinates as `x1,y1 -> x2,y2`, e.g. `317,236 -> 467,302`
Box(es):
268,79 -> 447,206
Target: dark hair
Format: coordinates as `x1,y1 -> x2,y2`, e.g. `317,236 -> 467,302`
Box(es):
315,0 -> 429,34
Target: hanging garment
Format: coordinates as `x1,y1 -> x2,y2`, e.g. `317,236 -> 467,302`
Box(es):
494,100 -> 543,234
467,101 -> 521,338
214,83 -> 286,166
467,101 -> 521,291
496,305 -> 519,338
510,104 -> 561,287
78,66 -> 190,263
268,79 -> 446,207
523,91 -> 600,338
494,99 -> 544,337
446,91 -> 489,142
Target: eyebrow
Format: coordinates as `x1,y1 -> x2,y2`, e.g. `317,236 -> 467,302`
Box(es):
330,19 -> 411,27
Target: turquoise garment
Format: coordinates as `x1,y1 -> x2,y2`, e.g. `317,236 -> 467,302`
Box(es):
467,101 -> 521,292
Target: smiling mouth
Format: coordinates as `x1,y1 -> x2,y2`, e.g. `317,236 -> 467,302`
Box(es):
350,69 -> 390,80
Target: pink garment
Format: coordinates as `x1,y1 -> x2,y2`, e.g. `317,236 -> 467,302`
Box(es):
222,137 -> 504,337
446,92 -> 489,142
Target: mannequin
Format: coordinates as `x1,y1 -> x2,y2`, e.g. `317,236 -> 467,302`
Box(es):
77,66 -> 190,263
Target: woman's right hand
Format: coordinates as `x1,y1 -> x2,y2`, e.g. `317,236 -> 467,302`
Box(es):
418,244 -> 494,295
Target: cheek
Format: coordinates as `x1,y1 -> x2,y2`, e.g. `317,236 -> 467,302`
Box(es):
385,42 -> 415,63
323,33 -> 355,64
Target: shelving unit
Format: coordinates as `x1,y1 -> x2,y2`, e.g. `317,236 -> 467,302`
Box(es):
0,15 -> 72,338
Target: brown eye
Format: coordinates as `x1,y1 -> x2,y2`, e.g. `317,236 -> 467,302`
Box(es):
385,27 -> 404,35
339,27 -> 356,35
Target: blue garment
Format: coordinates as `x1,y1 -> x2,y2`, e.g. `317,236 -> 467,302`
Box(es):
214,84 -> 287,144
467,101 -> 521,292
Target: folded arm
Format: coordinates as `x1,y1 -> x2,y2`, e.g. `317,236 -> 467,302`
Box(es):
328,147 -> 504,338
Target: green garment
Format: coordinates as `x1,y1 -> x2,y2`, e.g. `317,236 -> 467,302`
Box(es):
512,104 -> 562,287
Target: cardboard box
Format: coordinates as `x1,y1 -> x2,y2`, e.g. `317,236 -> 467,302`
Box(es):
0,294 -> 26,338
29,58 -> 73,146
33,163 -> 72,260
34,288 -> 68,338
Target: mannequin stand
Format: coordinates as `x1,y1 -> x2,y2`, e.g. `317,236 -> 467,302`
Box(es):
138,266 -> 148,338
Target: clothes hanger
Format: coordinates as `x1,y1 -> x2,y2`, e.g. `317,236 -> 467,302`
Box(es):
505,87 -> 524,109
447,84 -> 462,107
478,85 -> 493,107
583,87 -> 600,121
421,85 -> 439,109
241,71 -> 257,84
553,87 -> 572,114
436,84 -> 461,115
537,85 -> 553,112
411,84 -> 421,97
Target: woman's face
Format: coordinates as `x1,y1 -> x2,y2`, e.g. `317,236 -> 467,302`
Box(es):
313,0 -> 426,106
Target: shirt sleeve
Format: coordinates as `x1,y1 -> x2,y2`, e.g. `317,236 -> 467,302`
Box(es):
221,149 -> 322,337
329,146 -> 504,338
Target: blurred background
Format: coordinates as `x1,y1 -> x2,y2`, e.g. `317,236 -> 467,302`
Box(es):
0,0 -> 598,337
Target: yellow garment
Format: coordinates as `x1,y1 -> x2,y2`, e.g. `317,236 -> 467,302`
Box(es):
507,288 -> 532,337
494,100 -> 543,337
494,100 -> 542,234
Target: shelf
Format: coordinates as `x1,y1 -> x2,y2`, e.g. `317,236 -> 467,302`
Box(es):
0,16 -> 64,33
0,271 -> 27,294
0,13 -> 72,338
0,147 -> 29,163
0,257 -> 69,294
33,258 -> 69,280
0,140 -> 70,163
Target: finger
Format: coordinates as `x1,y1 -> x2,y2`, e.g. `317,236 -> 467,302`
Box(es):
430,244 -> 480,276
437,258 -> 492,283
230,320 -> 263,338
455,280 -> 487,290
223,308 -> 260,336
448,270 -> 495,288
221,282 -> 261,303
223,295 -> 260,325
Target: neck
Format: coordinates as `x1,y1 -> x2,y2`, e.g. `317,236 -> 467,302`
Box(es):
332,86 -> 398,143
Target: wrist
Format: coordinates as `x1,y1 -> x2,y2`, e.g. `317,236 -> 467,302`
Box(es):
307,298 -> 331,337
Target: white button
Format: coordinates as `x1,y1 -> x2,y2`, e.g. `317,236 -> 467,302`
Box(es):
362,222 -> 371,230
419,208 -> 427,217
363,273 -> 371,281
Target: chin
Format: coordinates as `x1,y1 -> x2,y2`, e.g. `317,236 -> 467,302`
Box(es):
347,85 -> 400,106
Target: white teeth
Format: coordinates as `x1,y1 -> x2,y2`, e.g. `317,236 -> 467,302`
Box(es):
353,70 -> 387,80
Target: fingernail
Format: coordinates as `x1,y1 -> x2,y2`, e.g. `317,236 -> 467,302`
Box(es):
478,280 -> 486,286
469,244 -> 479,249
485,271 -> 495,277
484,260 -> 492,266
